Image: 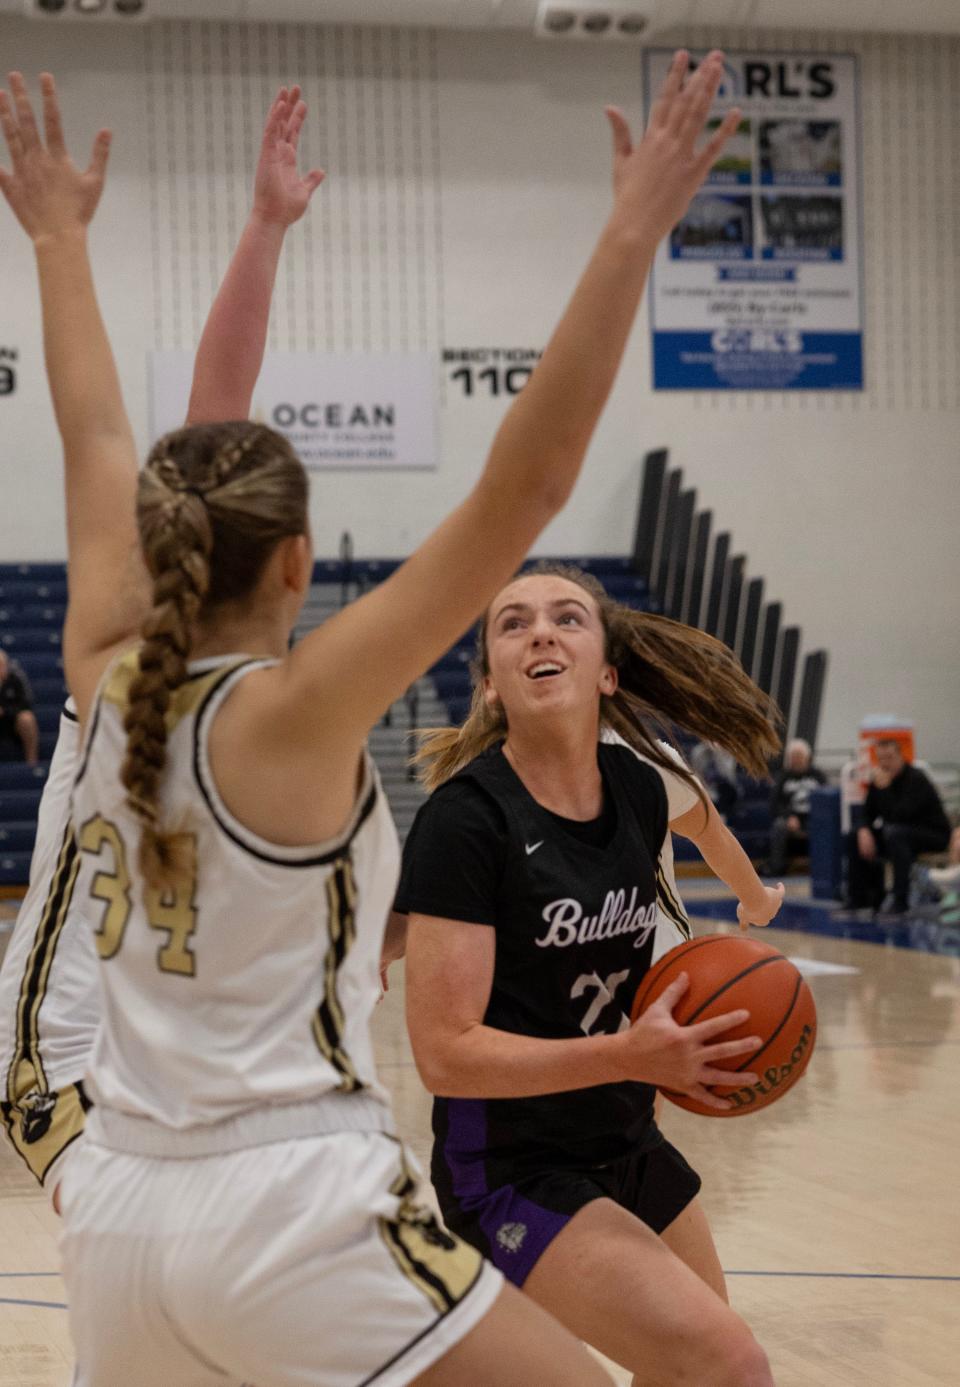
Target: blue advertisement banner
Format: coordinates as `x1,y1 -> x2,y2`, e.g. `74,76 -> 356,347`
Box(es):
646,51 -> 863,391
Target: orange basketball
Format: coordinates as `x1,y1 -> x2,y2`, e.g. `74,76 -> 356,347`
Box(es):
631,933 -> 817,1118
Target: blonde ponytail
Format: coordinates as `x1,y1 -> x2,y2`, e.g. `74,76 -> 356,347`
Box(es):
123,421 -> 308,891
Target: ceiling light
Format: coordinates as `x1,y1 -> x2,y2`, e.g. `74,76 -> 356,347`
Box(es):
75,0 -> 107,11
582,12 -> 612,32
543,8 -> 577,32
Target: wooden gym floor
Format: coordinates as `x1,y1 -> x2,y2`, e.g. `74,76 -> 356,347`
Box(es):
1,905 -> 958,1386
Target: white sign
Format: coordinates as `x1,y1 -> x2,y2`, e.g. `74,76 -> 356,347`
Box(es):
149,351 -> 439,470
645,51 -> 863,390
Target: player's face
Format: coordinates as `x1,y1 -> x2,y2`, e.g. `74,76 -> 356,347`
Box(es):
482,575 -> 617,727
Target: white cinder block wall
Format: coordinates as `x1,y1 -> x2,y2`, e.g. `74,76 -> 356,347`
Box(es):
0,17 -> 957,757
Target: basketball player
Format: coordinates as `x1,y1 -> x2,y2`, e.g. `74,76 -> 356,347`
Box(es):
0,83 -> 322,1206
0,52 -> 739,1387
397,565 -> 784,1386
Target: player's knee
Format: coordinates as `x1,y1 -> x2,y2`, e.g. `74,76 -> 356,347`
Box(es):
714,1327 -> 773,1387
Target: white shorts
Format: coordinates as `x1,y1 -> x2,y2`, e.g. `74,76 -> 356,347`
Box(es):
59,1129 -> 502,1387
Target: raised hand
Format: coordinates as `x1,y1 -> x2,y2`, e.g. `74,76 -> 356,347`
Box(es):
0,72 -> 111,241
604,49 -> 740,246
252,84 -> 324,228
737,881 -> 786,929
622,972 -> 760,1112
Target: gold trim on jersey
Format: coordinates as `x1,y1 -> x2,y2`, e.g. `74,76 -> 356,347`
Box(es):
0,1081 -> 88,1186
656,862 -> 692,940
102,650 -> 250,733
312,856 -> 362,1091
2,822 -> 85,1186
5,824 -> 80,1109
377,1160 -> 483,1316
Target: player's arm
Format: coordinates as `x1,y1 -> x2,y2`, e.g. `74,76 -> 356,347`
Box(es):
406,914 -> 761,1111
186,85 -> 323,424
266,51 -> 742,759
0,73 -> 146,719
671,797 -> 784,927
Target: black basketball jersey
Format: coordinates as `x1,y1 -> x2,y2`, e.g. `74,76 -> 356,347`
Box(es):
398,741 -> 681,1181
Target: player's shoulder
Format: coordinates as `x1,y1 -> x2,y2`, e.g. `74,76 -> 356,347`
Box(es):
600,727 -> 683,777
413,759 -> 507,833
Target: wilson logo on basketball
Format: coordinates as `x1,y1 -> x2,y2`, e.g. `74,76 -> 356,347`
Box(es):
723,1024 -> 815,1111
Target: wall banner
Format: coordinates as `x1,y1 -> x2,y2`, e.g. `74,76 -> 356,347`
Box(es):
645,51 -> 863,391
149,351 -> 439,470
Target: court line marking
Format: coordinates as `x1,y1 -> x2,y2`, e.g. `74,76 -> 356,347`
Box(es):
0,1272 -> 60,1278
725,1271 -> 960,1282
0,1296 -> 67,1309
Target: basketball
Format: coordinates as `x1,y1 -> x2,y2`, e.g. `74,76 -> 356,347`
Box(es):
631,934 -> 817,1118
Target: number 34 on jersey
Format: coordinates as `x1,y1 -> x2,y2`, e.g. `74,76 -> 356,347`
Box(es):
78,815 -> 199,977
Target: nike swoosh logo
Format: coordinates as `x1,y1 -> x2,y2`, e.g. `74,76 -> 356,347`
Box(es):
525,841 -> 544,856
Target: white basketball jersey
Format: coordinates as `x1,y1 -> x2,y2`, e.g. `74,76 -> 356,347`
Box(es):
0,704 -> 100,1099
601,727 -> 698,960
72,653 -> 400,1131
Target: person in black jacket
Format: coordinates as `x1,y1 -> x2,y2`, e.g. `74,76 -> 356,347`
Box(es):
846,739 -> 951,916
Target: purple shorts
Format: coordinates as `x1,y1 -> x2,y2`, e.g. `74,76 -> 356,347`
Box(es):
435,1129 -> 701,1287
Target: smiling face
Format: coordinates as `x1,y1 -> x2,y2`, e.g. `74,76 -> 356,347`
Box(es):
482,573 -> 617,733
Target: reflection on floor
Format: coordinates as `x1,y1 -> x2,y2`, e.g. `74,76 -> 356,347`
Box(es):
684,886 -> 960,957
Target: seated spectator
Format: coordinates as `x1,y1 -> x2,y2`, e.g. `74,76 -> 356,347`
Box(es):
689,739 -> 739,820
0,647 -> 38,765
764,738 -> 825,875
845,739 -> 951,918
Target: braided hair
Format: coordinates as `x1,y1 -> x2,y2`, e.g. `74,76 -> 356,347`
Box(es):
414,563 -> 781,808
123,421 -> 308,889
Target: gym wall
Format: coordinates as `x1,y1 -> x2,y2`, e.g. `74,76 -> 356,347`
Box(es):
0,16 -> 956,757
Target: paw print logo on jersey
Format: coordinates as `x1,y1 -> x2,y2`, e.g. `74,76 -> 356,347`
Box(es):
495,1222 -> 528,1254
20,1090 -> 57,1145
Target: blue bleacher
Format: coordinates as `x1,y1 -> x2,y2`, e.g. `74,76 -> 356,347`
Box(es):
0,789 -> 44,821
0,762 -> 48,791
3,603 -> 67,628
0,556 -> 660,886
0,853 -> 33,886
24,676 -> 67,703
0,628 -> 63,653
14,653 -> 65,679
0,822 -> 37,854
0,581 -> 69,604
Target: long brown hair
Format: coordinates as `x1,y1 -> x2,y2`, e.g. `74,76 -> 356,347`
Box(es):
414,563 -> 781,809
122,421 -> 308,890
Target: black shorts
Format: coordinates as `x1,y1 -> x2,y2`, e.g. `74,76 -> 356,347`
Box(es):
437,1129 -> 701,1287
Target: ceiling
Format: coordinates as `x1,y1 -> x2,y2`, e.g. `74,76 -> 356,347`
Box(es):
7,0 -> 960,36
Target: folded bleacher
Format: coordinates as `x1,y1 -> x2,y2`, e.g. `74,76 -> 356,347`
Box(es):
0,553 -> 779,890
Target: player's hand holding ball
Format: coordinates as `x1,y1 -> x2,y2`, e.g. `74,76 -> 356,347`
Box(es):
617,972 -> 761,1114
